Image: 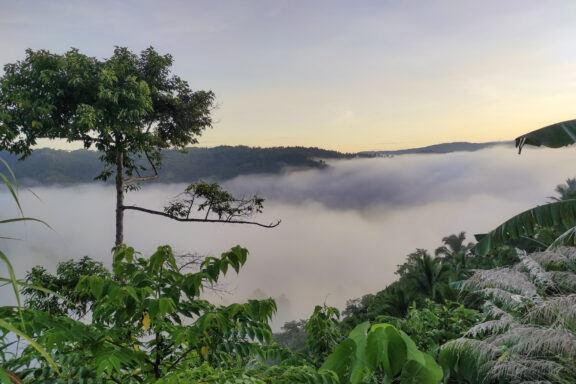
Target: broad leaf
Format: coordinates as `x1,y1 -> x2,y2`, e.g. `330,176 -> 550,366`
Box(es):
516,118 -> 576,153
399,354 -> 443,384
321,338 -> 357,381
475,200 -> 576,256
366,324 -> 407,378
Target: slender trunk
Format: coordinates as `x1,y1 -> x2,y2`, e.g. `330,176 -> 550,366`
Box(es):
115,150 -> 124,247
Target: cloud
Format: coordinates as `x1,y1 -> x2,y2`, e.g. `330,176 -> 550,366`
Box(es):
1,145 -> 576,329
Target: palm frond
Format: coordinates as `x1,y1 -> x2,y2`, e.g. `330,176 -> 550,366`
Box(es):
527,294 -> 576,330
487,326 -> 576,358
547,271 -> 576,294
482,301 -> 513,320
529,250 -> 570,267
440,338 -> 500,382
517,251 -> 555,290
488,359 -> 565,383
463,268 -> 539,298
464,318 -> 517,338
478,288 -> 536,310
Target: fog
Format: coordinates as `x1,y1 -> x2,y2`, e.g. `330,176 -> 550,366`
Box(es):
2,145 -> 576,329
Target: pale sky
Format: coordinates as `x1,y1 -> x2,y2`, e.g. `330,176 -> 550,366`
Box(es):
1,0 -> 576,152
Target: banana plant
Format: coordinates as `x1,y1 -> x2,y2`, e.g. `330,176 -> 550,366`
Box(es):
477,118 -> 576,256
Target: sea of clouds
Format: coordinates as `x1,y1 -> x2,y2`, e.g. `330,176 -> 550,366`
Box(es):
2,144 -> 576,328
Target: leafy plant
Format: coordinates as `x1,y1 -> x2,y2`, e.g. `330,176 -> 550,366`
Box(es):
6,245 -> 277,383
320,322 -> 443,384
386,299 -> 479,353
305,305 -> 342,367
477,118 -> 576,256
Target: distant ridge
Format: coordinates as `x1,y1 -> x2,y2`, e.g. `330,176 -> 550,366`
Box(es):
359,141 -> 512,157
1,141 -> 513,185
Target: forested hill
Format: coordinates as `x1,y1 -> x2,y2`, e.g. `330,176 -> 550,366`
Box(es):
0,146 -> 355,185
359,140 -> 510,156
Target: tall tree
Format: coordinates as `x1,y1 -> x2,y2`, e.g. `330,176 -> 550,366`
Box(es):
0,47 -> 275,246
551,177 -> 576,201
435,232 -> 475,280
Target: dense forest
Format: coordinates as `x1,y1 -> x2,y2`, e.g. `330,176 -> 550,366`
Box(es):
0,146 -> 356,185
2,46 -> 576,383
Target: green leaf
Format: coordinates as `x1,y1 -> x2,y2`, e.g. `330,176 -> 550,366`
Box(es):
0,318 -> 60,374
399,353 -> 442,384
366,324 -> 407,378
320,338 -> 356,381
0,251 -> 23,324
516,118 -> 576,153
0,369 -> 12,384
475,200 -> 576,256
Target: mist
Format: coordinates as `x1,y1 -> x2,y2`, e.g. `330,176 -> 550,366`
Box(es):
1,145 -> 576,329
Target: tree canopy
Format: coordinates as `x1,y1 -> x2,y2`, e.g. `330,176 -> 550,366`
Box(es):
0,46 -> 214,175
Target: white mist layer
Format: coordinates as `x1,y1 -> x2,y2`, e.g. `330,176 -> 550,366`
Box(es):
1,145 -> 576,329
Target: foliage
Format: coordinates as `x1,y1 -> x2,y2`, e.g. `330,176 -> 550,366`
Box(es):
476,118 -> 576,257
515,118 -> 576,153
551,177 -> 576,201
305,305 -> 343,367
0,46 -> 214,174
341,233 -> 482,332
0,146 -> 354,185
397,249 -> 454,303
164,181 -> 264,221
274,320 -> 308,353
475,200 -> 576,256
320,322 -> 443,384
440,248 -> 576,383
23,256 -> 110,318
4,245 -> 277,383
386,300 -> 480,354
0,46 -> 216,245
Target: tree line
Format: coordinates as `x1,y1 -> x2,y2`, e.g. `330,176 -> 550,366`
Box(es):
0,146 -> 354,185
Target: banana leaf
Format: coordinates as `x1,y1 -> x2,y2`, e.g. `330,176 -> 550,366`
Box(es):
516,118 -> 576,153
476,200 -> 576,256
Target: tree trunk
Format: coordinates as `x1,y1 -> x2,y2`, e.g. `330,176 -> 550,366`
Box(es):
115,150 -> 124,247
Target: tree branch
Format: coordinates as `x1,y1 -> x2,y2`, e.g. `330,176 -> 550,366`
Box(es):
122,150 -> 159,184
122,205 -> 280,228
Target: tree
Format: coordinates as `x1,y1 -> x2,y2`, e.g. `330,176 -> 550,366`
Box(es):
551,177 -> 576,201
398,249 -> 452,303
0,47 -> 276,247
435,232 -> 475,281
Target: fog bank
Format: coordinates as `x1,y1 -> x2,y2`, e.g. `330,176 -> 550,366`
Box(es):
1,145 -> 576,328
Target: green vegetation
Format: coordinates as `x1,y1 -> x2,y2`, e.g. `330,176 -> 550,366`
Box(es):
3,44 -> 576,382
0,146 -> 353,185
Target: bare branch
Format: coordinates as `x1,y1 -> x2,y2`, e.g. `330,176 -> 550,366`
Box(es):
123,205 -> 281,228
122,150 -> 159,184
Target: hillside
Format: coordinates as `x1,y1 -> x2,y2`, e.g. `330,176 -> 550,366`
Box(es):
0,146 -> 354,185
0,141 -> 509,185
360,141 -> 511,156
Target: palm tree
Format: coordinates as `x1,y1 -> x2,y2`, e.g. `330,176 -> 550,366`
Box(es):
404,249 -> 451,302
435,232 -> 475,280
551,177 -> 576,201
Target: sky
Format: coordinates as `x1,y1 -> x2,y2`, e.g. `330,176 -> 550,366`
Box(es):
1,0 -> 576,152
